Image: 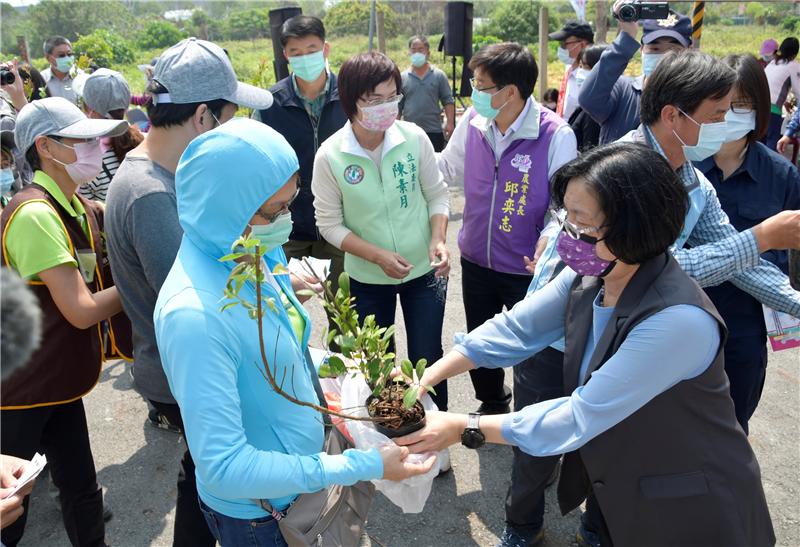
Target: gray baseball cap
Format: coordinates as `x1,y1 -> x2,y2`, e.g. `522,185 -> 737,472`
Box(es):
152,37 -> 273,110
82,68 -> 132,117
15,97 -> 128,155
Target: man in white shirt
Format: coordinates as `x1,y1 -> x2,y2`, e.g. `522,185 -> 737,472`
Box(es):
40,36 -> 86,106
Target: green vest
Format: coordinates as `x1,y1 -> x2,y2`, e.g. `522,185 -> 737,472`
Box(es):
327,121 -> 432,285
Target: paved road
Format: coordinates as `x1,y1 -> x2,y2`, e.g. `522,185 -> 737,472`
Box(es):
19,189 -> 800,546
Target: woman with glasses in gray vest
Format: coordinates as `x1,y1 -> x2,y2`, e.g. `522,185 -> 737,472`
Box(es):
397,143 -> 774,546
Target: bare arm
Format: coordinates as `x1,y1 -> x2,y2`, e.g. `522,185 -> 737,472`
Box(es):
38,264 -> 122,329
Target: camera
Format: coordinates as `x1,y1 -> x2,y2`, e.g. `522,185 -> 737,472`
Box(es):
0,69 -> 14,86
615,1 -> 670,22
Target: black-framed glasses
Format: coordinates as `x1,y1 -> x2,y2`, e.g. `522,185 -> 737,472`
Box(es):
559,39 -> 582,49
255,188 -> 300,224
469,78 -> 503,93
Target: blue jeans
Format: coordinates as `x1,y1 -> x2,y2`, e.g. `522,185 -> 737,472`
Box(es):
350,270 -> 448,410
198,498 -> 288,547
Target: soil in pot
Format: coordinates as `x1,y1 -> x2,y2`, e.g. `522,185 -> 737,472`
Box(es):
367,383 -> 426,439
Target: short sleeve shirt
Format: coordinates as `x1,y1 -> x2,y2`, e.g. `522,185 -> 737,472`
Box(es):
5,171 -> 88,280
401,66 -> 455,133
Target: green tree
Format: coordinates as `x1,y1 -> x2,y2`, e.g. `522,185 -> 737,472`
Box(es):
136,20 -> 188,50
73,29 -> 134,68
226,8 -> 270,41
745,2 -> 765,24
0,2 -> 24,55
325,0 -> 398,38
27,0 -> 133,54
483,0 -> 545,45
190,9 -> 210,41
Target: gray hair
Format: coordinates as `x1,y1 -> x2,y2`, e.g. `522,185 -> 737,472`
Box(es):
43,36 -> 71,56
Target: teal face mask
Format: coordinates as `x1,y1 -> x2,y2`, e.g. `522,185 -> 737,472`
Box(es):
0,168 -> 14,193
471,87 -> 506,121
642,53 -> 665,77
250,212 -> 293,252
288,51 -> 326,83
410,52 -> 427,68
55,55 -> 74,73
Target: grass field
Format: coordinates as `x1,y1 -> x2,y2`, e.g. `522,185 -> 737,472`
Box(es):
22,23 -> 787,106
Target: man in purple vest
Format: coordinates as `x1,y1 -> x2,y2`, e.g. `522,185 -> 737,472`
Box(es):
438,44 -> 577,546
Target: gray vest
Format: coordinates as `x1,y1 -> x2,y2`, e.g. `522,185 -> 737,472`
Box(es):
557,253 -> 775,547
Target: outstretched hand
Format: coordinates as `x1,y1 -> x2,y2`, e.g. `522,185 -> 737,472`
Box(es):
379,444 -> 436,481
394,411 -> 465,454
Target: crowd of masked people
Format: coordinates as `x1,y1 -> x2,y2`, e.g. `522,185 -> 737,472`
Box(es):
1,1 -> 799,545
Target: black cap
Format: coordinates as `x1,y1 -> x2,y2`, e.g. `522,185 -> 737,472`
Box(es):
549,21 -> 594,42
642,12 -> 693,48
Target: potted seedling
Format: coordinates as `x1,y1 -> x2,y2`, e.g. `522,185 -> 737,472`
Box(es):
218,236 -> 434,437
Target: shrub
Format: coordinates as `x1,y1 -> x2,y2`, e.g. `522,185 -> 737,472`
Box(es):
325,0 -> 398,38
74,29 -> 134,68
472,34 -> 503,54
136,20 -> 188,50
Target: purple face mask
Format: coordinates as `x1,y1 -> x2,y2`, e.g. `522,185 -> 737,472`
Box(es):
556,230 -> 617,277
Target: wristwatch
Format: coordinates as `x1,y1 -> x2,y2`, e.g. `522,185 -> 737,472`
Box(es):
461,412 -> 485,449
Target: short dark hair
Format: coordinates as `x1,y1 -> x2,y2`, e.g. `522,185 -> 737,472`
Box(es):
338,52 -> 402,120
25,140 -> 43,172
543,88 -> 559,103
469,42 -> 538,100
280,15 -> 325,48
145,81 -> 232,129
43,36 -> 70,56
722,54 -> 770,143
551,142 -> 689,265
408,35 -> 429,49
581,43 -> 608,70
640,50 -> 736,126
775,37 -> 799,64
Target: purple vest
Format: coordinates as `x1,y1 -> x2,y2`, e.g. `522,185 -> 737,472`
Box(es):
458,107 -> 562,274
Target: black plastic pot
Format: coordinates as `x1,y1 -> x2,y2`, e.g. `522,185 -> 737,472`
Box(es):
367,396 -> 426,439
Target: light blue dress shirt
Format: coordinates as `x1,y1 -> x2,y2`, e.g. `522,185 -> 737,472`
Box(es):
455,268 -> 720,457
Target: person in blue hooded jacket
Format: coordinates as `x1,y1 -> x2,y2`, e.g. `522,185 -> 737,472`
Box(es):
153,118 -> 435,546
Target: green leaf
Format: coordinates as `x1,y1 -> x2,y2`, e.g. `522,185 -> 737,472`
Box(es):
338,271 -> 350,295
400,358 -> 413,379
327,355 -> 347,375
295,289 -> 317,297
219,252 -> 245,262
415,359 -> 427,381
403,386 -> 418,409
272,263 -> 289,275
423,384 -> 436,396
318,363 -> 333,378
219,301 -> 239,313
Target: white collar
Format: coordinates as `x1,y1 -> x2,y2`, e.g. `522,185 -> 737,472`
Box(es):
469,97 -> 541,141
340,120 -> 407,163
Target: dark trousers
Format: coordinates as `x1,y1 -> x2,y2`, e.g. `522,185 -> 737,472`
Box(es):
504,347 -> 565,534
461,257 -> 531,406
149,401 -> 216,547
0,399 -> 105,547
723,335 -> 768,435
350,270 -> 448,410
765,112 -> 784,151
426,132 -> 446,153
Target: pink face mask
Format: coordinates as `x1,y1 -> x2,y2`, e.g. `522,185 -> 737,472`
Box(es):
357,99 -> 400,132
50,139 -> 104,184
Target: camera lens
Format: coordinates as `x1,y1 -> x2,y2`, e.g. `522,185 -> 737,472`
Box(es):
0,69 -> 14,86
618,4 -> 637,22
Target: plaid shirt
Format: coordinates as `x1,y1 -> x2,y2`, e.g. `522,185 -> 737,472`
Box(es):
291,72 -> 330,122
529,125 -> 800,337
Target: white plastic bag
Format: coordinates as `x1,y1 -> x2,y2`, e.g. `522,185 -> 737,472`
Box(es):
339,372 -> 441,513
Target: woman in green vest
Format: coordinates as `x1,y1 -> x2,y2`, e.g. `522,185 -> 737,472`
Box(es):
311,52 -> 451,423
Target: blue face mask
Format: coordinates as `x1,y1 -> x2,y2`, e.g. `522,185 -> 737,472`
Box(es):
250,212 -> 293,252
55,55 -> 74,73
471,87 -> 506,121
641,52 -> 664,77
673,108 -> 728,162
0,168 -> 14,193
288,50 -> 326,83
574,68 -> 589,88
557,47 -> 574,66
410,52 -> 427,68
724,109 -> 756,143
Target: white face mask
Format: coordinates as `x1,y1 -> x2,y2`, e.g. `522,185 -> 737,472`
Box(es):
724,109 -> 756,143
557,47 -> 575,66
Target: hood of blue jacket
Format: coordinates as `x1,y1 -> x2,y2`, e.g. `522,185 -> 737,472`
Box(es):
175,117 -> 299,258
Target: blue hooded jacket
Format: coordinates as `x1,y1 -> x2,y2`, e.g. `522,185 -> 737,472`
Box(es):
154,118 -> 382,519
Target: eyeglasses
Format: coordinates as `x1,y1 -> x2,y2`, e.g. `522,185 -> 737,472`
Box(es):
361,94 -> 403,108
559,39 -> 582,49
730,101 -> 755,114
550,208 -> 604,244
255,188 -> 300,224
469,78 -> 504,93
55,52 -> 73,58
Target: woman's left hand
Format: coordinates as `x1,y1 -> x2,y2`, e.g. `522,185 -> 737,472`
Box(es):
394,410 -> 465,453
429,239 -> 450,278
